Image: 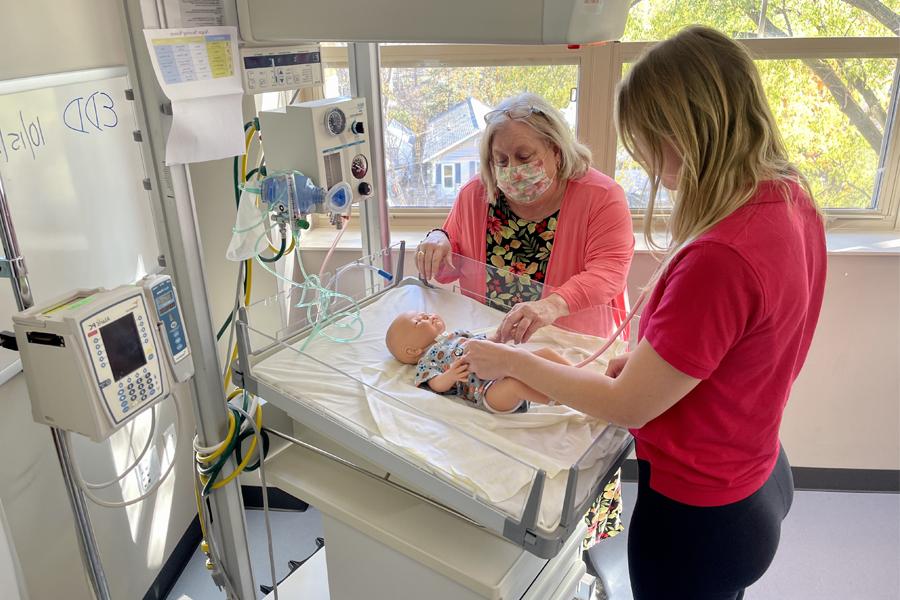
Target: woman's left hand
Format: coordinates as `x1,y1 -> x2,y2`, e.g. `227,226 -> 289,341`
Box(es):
492,295 -> 569,344
462,340 -> 519,381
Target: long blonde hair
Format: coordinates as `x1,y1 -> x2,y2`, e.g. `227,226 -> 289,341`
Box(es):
480,93 -> 592,204
615,26 -> 815,258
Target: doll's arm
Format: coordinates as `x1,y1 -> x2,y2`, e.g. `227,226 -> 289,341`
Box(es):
426,359 -> 469,393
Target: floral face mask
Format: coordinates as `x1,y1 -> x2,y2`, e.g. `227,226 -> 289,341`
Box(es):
495,160 -> 554,204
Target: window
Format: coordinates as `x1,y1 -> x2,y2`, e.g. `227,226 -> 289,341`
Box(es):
616,56 -> 899,211
442,164 -> 454,188
380,62 -> 579,208
611,2 -> 900,222
323,66 -> 350,98
622,1 -> 900,40
310,18 -> 900,229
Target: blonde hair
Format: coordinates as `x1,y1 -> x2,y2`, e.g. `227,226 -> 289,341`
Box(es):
480,93 -> 592,204
615,26 -> 815,258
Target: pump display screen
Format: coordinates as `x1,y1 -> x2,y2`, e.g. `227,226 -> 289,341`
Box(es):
99,314 -> 146,381
156,291 -> 176,312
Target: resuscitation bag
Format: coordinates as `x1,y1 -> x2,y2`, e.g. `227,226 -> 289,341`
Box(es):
226,184 -> 269,261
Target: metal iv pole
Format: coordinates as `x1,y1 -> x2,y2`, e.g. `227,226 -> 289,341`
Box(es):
116,1 -> 257,598
0,175 -> 111,600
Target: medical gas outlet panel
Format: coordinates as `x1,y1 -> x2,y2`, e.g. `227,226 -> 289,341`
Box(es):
14,286 -> 173,442
258,97 -> 374,206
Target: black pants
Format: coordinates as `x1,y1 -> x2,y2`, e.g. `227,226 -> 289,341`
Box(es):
628,446 -> 794,600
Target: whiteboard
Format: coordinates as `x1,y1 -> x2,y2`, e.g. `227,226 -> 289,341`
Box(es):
0,67 -> 160,371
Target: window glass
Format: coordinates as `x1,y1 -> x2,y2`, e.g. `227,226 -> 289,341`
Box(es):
623,1 -> 899,41
380,64 -> 578,208
324,67 -> 351,98
617,58 -> 898,210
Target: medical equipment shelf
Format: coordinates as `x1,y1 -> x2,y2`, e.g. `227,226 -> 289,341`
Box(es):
234,244 -> 634,559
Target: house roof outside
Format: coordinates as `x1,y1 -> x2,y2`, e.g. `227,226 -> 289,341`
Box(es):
385,119 -> 416,167
422,97 -> 493,164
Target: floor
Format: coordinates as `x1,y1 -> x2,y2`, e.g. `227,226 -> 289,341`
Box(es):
167,508 -> 325,600
167,484 -> 900,600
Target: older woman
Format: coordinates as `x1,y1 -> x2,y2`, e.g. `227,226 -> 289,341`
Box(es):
415,92 -> 634,551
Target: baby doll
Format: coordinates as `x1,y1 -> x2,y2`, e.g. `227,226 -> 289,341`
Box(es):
385,311 -> 569,414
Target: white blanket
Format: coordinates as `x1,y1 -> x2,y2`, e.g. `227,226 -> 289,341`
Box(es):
253,283 -> 626,530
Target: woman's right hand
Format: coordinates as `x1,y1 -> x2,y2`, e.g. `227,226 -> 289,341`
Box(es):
605,352 -> 631,379
416,230 -> 453,281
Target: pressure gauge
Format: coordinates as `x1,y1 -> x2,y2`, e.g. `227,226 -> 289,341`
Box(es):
351,154 -> 368,179
325,108 -> 347,135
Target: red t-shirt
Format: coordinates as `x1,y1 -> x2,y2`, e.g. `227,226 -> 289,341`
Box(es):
631,180 -> 826,506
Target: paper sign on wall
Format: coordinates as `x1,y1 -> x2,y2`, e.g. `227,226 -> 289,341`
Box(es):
143,26 -> 244,165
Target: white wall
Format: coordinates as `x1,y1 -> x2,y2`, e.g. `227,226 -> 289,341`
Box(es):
0,498 -> 26,600
0,2 -> 199,599
628,252 -> 900,470
2,0 -> 126,80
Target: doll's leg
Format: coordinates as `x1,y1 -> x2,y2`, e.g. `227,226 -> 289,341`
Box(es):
483,348 -> 569,413
532,347 -> 570,365
484,378 -> 548,412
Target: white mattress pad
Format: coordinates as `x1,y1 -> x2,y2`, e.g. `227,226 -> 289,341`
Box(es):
253,284 -> 626,530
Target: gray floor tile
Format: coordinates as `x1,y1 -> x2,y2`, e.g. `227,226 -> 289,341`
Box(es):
591,483 -> 900,600
750,490 -> 900,600
168,486 -> 900,600
166,507 -> 324,600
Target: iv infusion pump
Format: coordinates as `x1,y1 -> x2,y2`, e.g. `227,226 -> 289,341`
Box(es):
13,275 -> 193,442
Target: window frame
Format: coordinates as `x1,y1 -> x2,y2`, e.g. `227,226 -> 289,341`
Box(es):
319,35 -> 900,231
442,163 -> 455,189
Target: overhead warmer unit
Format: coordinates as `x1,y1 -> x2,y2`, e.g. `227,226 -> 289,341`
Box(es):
236,0 -> 630,45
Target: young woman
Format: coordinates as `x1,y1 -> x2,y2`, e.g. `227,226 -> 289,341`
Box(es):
462,26 -> 827,599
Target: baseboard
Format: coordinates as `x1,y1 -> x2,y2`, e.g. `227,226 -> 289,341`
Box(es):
788,466 -> 900,492
143,516 -> 202,600
242,485 -> 310,511
619,459 -> 899,493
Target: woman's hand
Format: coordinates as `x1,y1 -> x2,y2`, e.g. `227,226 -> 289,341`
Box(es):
416,230 -> 453,281
605,352 -> 630,378
462,340 -> 519,381
493,294 -> 569,344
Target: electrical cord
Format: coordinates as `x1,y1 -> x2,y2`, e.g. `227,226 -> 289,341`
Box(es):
83,406 -> 157,489
194,394 -> 265,496
69,393 -> 182,509
231,399 -> 279,600
193,468 -> 239,599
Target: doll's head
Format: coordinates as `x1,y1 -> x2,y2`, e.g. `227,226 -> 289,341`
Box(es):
386,311 -> 446,364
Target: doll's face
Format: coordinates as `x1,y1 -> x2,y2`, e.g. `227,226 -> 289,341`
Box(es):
386,311 -> 446,364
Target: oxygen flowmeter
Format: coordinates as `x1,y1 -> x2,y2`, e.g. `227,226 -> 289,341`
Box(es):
258,97 -> 373,226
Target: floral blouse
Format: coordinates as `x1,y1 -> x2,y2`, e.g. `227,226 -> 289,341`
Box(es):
485,194 -> 559,312
483,193 -> 623,546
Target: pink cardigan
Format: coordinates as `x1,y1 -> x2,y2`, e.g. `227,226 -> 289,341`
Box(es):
438,168 -> 634,336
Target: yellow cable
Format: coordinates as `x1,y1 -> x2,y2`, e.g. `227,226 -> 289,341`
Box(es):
241,130 -> 290,257
244,259 -> 253,305
226,389 -> 243,402
222,260 -> 253,393
223,344 -> 239,392
241,127 -> 255,182
195,411 -> 237,463
207,404 -> 263,490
